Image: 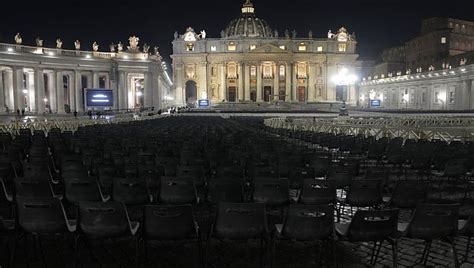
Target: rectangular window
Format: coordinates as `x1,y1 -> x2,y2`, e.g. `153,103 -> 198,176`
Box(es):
441,37 -> 447,44
434,92 -> 439,103
263,64 -> 272,79
227,64 -> 237,79
251,66 -> 257,77
211,67 -> 217,77
422,92 -> 427,103
338,43 -> 347,52
449,91 -> 455,103
298,43 -> 306,51
317,46 -> 323,52
210,45 -> 217,52
228,43 -> 236,51
279,65 -> 285,77
250,45 -> 256,50
279,45 -> 286,50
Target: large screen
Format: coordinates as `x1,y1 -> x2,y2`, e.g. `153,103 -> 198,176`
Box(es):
85,89 -> 113,107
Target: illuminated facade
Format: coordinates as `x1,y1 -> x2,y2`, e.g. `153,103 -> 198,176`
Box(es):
171,0 -> 361,107
0,36 -> 172,114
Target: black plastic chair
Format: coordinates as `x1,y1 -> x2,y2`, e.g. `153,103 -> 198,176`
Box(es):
386,181 -> 427,210
337,179 -> 382,222
288,167 -> 315,189
336,209 -> 399,266
398,203 -> 461,267
252,178 -> 289,207
137,204 -> 202,266
177,165 -> 206,187
206,178 -> 244,204
73,201 -> 140,267
12,197 -> 76,265
206,202 -> 269,267
112,177 -> 153,205
159,176 -> 198,204
64,177 -> 109,203
299,178 -> 336,205
458,215 -> 473,263
272,204 -> 335,267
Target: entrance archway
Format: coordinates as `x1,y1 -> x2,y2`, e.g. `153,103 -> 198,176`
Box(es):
228,87 -> 237,102
185,80 -> 197,106
298,86 -> 306,102
263,86 -> 272,102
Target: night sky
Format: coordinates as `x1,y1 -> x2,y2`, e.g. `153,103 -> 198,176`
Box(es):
1,0 -> 473,65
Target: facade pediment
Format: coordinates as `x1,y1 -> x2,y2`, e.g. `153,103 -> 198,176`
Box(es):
248,44 -> 289,54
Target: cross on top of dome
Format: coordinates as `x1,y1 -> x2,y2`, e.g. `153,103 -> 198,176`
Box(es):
242,0 -> 255,14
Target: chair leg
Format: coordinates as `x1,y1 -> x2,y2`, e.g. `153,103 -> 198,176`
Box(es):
135,238 -> 141,268
370,241 -> 378,264
271,238 -> 276,268
465,236 -> 472,262
451,238 -> 460,268
390,239 -> 398,268
421,240 -> 432,265
73,235 -> 81,268
9,233 -> 16,268
332,238 -> 337,268
374,240 -> 383,264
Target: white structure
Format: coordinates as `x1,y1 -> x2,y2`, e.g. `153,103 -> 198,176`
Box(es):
0,36 -> 172,114
171,0 -> 361,107
359,63 -> 474,110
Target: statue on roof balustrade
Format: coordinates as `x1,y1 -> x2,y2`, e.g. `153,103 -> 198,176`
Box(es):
14,33 -> 22,44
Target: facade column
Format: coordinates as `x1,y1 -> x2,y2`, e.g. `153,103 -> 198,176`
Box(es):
285,64 -> 291,102
174,65 -> 184,106
219,63 -> 226,102
55,71 -> 65,114
34,68 -> 45,114
153,76 -> 161,110
74,70 -> 83,112
4,69 -> 13,111
273,63 -> 279,101
67,73 -> 76,112
118,71 -> 127,110
0,71 -> 5,112
144,72 -> 153,108
308,63 -> 316,102
12,67 -> 24,111
47,72 -> 57,113
292,64 -> 298,101
244,64 -> 250,101
256,63 -> 262,102
92,72 -> 100,88
238,63 -> 243,102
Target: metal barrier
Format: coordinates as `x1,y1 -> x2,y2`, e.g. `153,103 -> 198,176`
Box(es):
264,116 -> 474,142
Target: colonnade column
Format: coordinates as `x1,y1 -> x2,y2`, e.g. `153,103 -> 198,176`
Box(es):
256,63 -> 262,102
75,70 -> 83,112
273,63 -> 279,101
244,64 -> 250,101
144,72 -> 153,108
292,64 -> 298,101
4,69 -> 14,111
92,72 -> 100,88
118,71 -> 127,110
68,73 -> 76,112
0,71 -> 5,112
12,67 -> 24,111
285,64 -> 291,102
238,63 -> 243,102
34,68 -> 45,114
55,71 -> 65,114
47,72 -> 56,113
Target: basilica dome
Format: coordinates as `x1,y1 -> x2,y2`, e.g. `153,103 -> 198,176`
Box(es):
222,0 -> 273,38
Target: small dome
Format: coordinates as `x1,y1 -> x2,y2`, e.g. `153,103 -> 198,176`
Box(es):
223,0 -> 273,38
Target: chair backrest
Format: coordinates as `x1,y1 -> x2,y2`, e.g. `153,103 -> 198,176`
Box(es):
64,177 -> 102,203
112,177 -> 150,205
15,178 -> 53,198
78,201 -> 130,238
327,169 -> 353,189
282,204 -> 334,241
16,197 -> 67,234
300,179 -> 336,205
347,209 -> 399,242
143,204 -> 195,240
177,165 -> 205,186
390,181 -> 427,208
214,202 -> 267,240
207,178 -> 244,204
252,178 -> 289,206
408,203 -> 460,240
444,159 -> 467,177
345,179 -> 382,207
159,176 -> 197,204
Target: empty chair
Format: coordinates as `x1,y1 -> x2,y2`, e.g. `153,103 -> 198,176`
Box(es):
64,177 -> 109,203
272,205 -> 335,267
327,168 -> 353,190
299,179 -> 336,205
288,167 -> 315,189
252,178 -> 289,207
159,176 -> 198,204
177,165 -> 206,187
398,203 -> 461,267
112,177 -> 153,205
206,202 -> 269,266
74,201 -> 140,266
386,181 -> 427,209
458,214 -> 474,263
14,178 -> 59,199
336,209 -> 399,266
12,197 -> 75,264
337,179 -> 382,222
206,178 -> 244,204
137,205 -> 202,265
